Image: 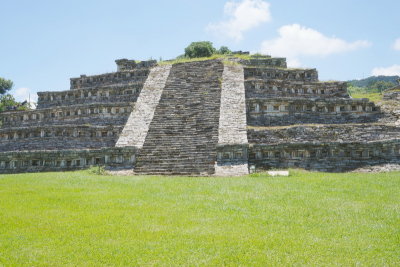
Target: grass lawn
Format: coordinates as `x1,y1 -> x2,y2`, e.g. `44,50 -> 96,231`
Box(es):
0,170 -> 399,266
350,92 -> 383,103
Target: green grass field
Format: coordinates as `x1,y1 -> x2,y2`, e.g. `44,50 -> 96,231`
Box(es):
1,170 -> 399,266
350,92 -> 383,103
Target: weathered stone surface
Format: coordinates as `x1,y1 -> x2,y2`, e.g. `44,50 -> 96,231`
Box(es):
134,60 -> 224,175
1,103 -> 133,128
1,55 -> 399,175
116,64 -> 172,148
351,163 -> 400,173
218,63 -> 248,145
37,84 -> 143,109
247,97 -> 383,126
115,59 -> 157,72
0,125 -> 122,151
268,171 -> 289,176
0,147 -> 136,174
215,62 -> 249,176
244,67 -> 319,82
383,86 -> 400,101
245,80 -> 348,99
248,124 -> 400,144
70,60 -> 155,90
249,140 -> 400,172
214,162 -> 249,176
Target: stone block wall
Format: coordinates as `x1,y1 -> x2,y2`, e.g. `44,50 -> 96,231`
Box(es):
0,125 -> 122,151
70,69 -> 150,90
249,140 -> 400,172
37,83 -> 143,108
245,80 -> 348,98
246,98 -> 381,126
241,57 -> 287,68
383,90 -> 400,101
244,67 -> 319,82
215,63 -> 249,176
248,124 -> 400,144
243,58 -> 399,173
0,147 -> 136,174
1,103 -> 132,127
115,59 -> 157,72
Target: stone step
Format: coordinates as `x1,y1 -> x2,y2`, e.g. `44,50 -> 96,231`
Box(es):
135,60 -> 224,175
116,65 -> 173,148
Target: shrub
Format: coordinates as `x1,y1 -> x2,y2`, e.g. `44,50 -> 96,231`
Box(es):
184,41 -> 216,58
217,46 -> 231,55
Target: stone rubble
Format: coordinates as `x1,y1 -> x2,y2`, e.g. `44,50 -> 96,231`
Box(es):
351,164 -> 400,173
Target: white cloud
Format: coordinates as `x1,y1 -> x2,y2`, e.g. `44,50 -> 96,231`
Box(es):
372,65 -> 400,76
206,0 -> 271,41
260,24 -> 371,67
13,87 -> 38,108
393,38 -> 400,51
286,58 -> 302,68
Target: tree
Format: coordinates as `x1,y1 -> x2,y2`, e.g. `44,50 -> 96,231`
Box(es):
0,77 -> 13,95
184,41 -> 216,58
0,94 -> 29,112
217,46 -> 231,55
368,81 -> 395,93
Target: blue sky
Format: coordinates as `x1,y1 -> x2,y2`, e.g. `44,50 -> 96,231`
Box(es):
1,0 -> 400,102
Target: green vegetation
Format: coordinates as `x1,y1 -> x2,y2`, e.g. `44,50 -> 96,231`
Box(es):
0,77 -> 29,112
158,53 -> 253,65
0,77 -> 13,95
159,54 -> 226,65
348,75 -> 399,88
174,41 -> 247,63
158,41 -> 267,65
347,86 -> 383,102
1,170 -> 399,266
347,76 -> 399,102
184,41 -> 234,59
217,46 -> 231,55
0,94 -> 29,112
184,41 -> 217,58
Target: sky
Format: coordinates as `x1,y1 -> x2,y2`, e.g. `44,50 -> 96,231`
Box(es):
1,0 -> 400,103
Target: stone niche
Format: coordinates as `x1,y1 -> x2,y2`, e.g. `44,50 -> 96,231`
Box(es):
216,144 -> 249,165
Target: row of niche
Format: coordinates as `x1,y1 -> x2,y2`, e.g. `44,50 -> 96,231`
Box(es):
249,146 -> 400,160
2,106 -> 131,123
39,87 -> 140,102
0,128 -> 120,140
0,154 -> 135,169
248,103 -> 377,113
246,83 -> 344,95
245,69 -> 317,80
71,69 -> 150,86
